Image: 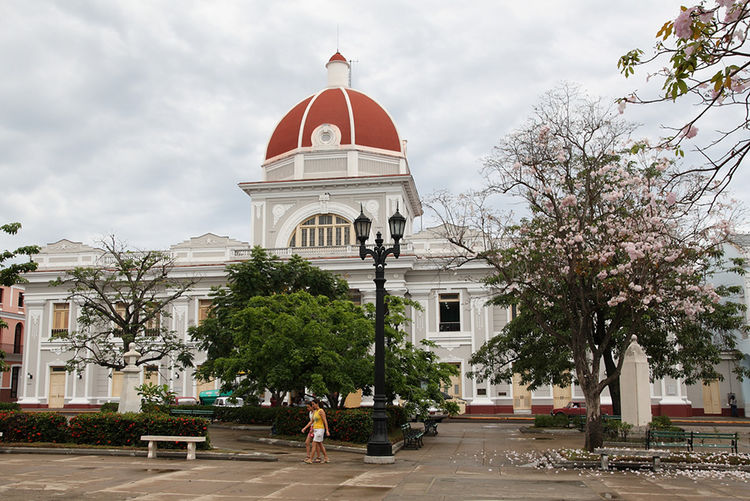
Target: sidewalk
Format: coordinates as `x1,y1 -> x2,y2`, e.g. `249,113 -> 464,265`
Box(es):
0,421 -> 748,500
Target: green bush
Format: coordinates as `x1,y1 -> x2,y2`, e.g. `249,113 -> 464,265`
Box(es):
604,419 -> 633,440
650,415 -> 672,429
271,406 -> 405,443
0,402 -> 21,411
99,402 -> 119,413
0,411 -> 70,443
213,405 -> 280,424
69,412 -> 209,449
534,414 -> 570,428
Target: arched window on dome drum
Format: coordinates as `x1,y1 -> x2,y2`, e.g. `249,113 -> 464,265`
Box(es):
288,214 -> 353,248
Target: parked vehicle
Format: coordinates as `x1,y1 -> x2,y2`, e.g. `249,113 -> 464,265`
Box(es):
174,396 -> 199,406
198,389 -> 232,405
213,396 -> 244,407
551,401 -> 586,417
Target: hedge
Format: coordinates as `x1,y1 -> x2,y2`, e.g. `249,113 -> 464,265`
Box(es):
534,414 -> 571,428
212,405 -> 280,424
0,411 -> 70,443
0,402 -> 21,411
69,412 -> 210,449
273,406 -> 407,443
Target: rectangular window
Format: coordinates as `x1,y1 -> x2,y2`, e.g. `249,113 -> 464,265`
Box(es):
0,288 -> 4,305
198,299 -> 212,325
10,366 -> 20,399
17,292 -> 24,308
52,303 -> 70,337
335,227 -> 342,245
144,314 -> 160,336
348,289 -> 362,305
477,388 -> 487,396
438,293 -> 461,332
319,214 -> 332,224
511,304 -> 519,320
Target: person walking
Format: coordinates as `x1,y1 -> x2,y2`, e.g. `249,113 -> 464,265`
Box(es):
301,402 -> 315,462
306,399 -> 330,464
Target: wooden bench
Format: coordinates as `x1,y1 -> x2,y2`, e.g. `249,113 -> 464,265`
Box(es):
140,435 -> 207,460
400,423 -> 424,449
646,430 -> 691,451
169,408 -> 215,420
595,448 -> 671,471
691,432 -> 738,453
423,418 -> 439,436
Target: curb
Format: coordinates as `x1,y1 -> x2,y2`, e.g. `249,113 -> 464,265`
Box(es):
0,446 -> 278,461
236,434 -> 405,455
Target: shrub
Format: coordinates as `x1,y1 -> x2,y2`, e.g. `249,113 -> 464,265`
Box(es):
650,415 -> 672,429
0,402 -> 21,411
272,406 -> 405,444
0,411 -> 69,443
213,405 -> 280,425
69,412 -> 209,449
534,414 -> 552,428
99,402 -> 119,413
604,419 -> 633,440
534,414 -> 570,428
441,401 -> 460,416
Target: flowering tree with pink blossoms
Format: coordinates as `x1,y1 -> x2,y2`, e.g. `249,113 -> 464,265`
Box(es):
619,0 -> 749,196
429,86 -> 746,451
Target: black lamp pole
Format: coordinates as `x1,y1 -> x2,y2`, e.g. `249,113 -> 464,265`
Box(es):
354,203 -> 406,462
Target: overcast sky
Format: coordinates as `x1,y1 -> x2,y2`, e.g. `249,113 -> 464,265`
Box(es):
1,1 -> 747,252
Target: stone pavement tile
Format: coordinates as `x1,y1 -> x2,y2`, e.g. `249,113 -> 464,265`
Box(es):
207,480 -> 288,497
341,469 -> 412,487
427,476 -> 602,500
327,485 -> 392,499
265,482 -> 340,498
118,478 -> 234,496
171,464 -> 278,481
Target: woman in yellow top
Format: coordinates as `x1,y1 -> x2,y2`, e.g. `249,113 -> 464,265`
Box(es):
305,399 -> 330,464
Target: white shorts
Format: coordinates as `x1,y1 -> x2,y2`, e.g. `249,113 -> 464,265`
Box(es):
313,429 -> 325,442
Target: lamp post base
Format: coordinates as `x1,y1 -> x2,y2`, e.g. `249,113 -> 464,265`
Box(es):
364,454 -> 395,464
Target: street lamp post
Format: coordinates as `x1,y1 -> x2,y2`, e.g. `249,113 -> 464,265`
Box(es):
354,204 -> 406,464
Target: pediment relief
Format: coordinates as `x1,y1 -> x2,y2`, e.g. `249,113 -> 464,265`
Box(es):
40,239 -> 98,254
170,233 -> 248,250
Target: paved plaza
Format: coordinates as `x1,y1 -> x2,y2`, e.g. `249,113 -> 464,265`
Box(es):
0,421 -> 748,500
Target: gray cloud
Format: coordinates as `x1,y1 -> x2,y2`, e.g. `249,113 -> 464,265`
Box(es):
0,0 -> 746,253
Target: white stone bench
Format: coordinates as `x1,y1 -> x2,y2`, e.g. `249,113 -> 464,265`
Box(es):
594,447 -> 671,471
141,435 -> 206,460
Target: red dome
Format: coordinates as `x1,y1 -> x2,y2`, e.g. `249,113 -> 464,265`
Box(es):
328,52 -> 347,63
265,88 -> 402,162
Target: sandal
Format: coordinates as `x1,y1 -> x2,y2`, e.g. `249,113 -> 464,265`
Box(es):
313,458 -> 322,463
323,458 -> 330,463
304,458 -> 313,464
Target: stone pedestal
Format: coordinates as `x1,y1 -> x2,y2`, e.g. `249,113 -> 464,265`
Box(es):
620,335 -> 652,427
118,343 -> 142,414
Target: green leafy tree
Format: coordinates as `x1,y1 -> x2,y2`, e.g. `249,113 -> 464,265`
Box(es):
205,291 -> 373,408
191,246 -> 350,395
618,1 -> 750,195
49,236 -> 195,372
0,222 -> 39,371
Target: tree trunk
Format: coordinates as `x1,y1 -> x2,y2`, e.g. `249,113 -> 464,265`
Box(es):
603,349 -> 621,416
583,391 -> 603,452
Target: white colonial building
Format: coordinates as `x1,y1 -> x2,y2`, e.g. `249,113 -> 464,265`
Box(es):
17,53 -> 747,417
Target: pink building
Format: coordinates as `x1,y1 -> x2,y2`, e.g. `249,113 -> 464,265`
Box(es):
0,285 -> 25,402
